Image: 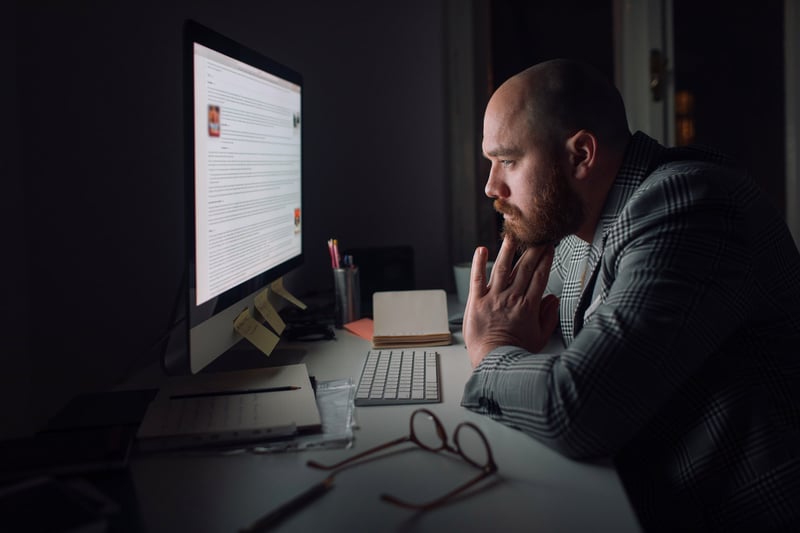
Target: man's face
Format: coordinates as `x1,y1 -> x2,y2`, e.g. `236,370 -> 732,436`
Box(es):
482,96 -> 583,247
493,159 -> 583,246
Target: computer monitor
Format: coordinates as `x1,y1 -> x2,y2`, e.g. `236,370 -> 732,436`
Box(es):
182,20 -> 303,374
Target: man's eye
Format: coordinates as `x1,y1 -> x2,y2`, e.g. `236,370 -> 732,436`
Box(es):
500,160 -> 513,167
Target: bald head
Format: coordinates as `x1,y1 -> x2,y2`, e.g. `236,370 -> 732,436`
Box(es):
483,59 -> 632,244
489,59 -> 631,154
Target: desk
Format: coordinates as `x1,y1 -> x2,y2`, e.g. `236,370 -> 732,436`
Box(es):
126,327 -> 642,532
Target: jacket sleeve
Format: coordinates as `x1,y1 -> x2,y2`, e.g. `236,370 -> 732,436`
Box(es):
461,164 -> 756,459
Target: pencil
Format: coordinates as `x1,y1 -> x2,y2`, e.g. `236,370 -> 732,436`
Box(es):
239,476 -> 334,532
170,386 -> 301,400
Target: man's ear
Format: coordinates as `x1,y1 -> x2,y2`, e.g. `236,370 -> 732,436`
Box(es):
566,130 -> 597,180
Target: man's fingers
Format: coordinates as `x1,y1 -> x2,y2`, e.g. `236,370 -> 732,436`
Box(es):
470,241 -> 554,305
507,243 -> 552,294
469,246 -> 489,298
490,236 -> 518,289
528,244 -> 554,299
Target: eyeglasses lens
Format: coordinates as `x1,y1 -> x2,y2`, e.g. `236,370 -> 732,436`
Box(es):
455,424 -> 491,469
411,410 -> 447,451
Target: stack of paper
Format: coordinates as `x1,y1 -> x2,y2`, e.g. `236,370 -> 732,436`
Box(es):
372,289 -> 452,349
136,364 -> 321,451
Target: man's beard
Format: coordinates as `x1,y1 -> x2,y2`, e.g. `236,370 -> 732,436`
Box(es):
494,162 -> 583,247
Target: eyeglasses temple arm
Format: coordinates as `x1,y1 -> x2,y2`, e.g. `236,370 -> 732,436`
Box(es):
380,467 -> 496,511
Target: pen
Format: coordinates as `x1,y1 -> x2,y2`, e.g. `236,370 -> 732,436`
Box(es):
239,476 -> 334,532
170,386 -> 300,400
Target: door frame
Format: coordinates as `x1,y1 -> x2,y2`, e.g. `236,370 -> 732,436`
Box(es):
613,0 -> 675,146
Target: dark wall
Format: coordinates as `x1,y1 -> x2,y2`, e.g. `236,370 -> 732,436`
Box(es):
3,4 -> 30,438
674,0 -> 785,215
8,0 -> 448,437
490,0 -> 614,88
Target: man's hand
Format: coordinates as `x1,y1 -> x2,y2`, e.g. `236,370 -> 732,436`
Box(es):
463,236 -> 560,368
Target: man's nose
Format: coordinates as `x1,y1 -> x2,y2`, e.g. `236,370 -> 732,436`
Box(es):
485,166 -> 508,199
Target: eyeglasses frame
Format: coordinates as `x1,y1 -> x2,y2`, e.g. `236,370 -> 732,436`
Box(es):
306,408 -> 498,511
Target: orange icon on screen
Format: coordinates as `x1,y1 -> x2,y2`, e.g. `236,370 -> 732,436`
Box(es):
208,105 -> 220,137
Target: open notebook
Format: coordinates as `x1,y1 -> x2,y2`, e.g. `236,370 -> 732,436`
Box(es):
372,289 -> 452,349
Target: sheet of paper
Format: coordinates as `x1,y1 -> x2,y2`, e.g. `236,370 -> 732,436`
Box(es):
343,318 -> 374,341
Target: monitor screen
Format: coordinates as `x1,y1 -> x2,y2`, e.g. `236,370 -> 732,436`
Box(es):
183,20 -> 303,374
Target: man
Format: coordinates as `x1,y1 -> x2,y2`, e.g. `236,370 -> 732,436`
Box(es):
461,58 -> 800,532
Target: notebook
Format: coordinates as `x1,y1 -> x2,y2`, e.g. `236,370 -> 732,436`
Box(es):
136,364 -> 321,451
372,289 -> 452,349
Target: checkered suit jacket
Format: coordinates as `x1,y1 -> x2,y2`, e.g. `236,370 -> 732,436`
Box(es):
462,132 -> 800,532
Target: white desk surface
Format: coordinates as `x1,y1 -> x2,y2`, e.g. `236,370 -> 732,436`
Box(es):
127,315 -> 642,533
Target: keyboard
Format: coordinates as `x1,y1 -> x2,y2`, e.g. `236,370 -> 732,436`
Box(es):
355,350 -> 441,406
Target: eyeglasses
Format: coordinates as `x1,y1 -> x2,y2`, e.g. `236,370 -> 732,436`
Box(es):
240,410 -> 498,532
306,408 -> 498,511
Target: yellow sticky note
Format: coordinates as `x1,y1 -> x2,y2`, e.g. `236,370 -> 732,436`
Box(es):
254,289 -> 286,335
270,278 -> 307,310
233,309 -> 280,356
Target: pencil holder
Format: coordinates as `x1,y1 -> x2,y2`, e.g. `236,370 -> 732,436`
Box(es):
333,267 -> 361,328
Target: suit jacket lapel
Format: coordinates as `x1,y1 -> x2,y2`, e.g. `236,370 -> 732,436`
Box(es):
558,239 -> 590,345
